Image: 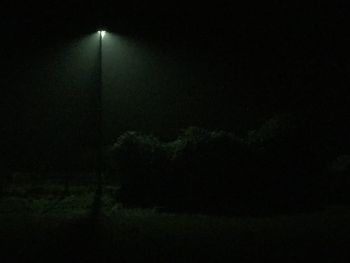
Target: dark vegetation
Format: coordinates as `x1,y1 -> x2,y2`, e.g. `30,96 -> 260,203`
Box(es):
1,185 -> 350,262
2,114 -> 349,217
1,114 -> 349,262
106,114 -> 349,216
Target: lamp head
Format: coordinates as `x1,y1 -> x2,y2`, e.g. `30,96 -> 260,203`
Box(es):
98,30 -> 106,39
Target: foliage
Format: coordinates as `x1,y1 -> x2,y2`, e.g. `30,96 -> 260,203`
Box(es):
107,119 -> 339,215
248,114 -> 333,208
108,131 -> 168,206
109,127 -> 263,214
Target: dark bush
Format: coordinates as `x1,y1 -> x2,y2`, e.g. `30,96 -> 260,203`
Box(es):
109,128 -> 262,214
164,127 -> 257,212
247,114 -> 329,211
108,120 -> 330,215
108,131 -> 169,206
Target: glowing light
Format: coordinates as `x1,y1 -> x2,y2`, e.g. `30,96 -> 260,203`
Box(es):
98,30 -> 106,39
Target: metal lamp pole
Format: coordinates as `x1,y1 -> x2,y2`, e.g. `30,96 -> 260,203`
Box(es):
94,30 -> 106,213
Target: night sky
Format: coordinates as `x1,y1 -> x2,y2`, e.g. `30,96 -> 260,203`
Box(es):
1,1 -> 349,170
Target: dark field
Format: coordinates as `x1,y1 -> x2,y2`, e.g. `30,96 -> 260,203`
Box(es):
1,181 -> 350,263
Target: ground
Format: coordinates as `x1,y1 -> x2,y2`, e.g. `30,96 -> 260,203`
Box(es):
0,182 -> 350,262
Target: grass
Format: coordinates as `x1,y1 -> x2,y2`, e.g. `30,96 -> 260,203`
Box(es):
0,182 -> 350,262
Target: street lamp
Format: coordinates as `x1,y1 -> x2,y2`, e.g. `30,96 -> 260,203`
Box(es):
95,30 -> 106,212
89,29 -> 108,220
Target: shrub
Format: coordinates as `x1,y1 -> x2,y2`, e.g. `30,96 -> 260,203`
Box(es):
108,120 -> 330,215
108,131 -> 169,206
164,127 -> 255,211
109,128 -> 261,213
247,114 -> 329,210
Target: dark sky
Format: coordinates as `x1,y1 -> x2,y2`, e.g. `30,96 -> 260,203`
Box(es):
2,1 -> 348,51
1,1 -> 349,170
